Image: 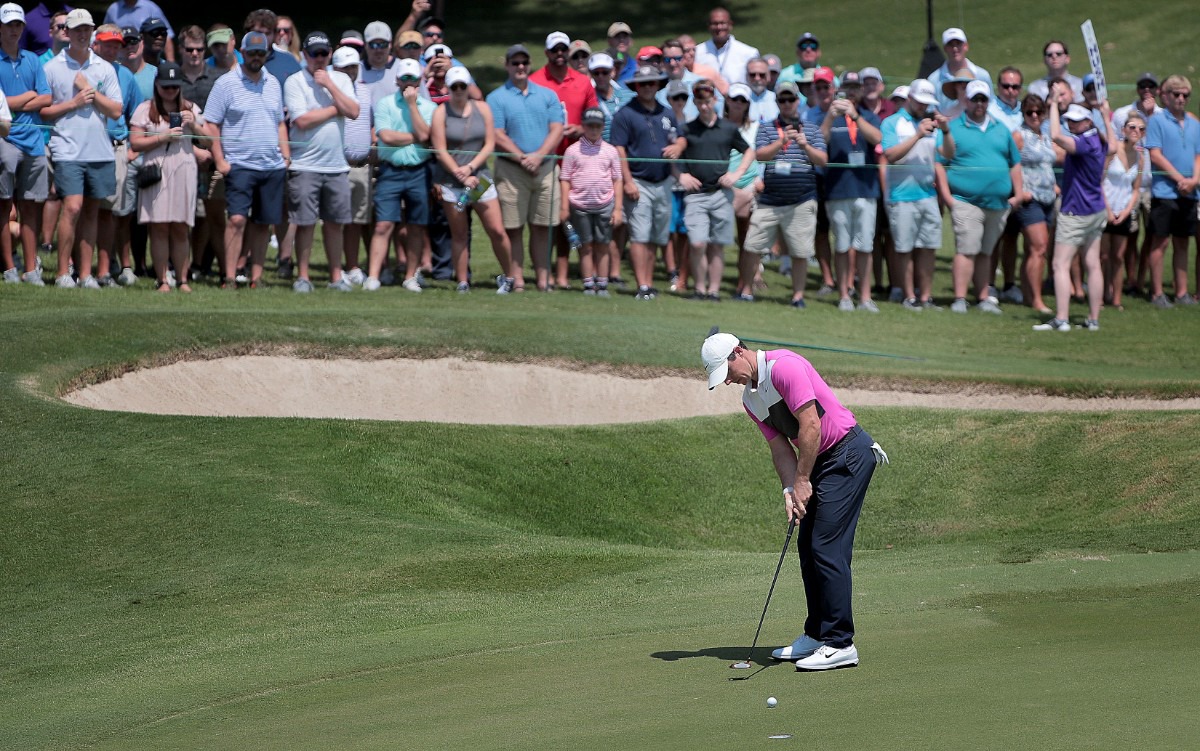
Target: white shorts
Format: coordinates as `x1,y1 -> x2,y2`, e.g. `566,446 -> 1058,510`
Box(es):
828,196 -> 877,253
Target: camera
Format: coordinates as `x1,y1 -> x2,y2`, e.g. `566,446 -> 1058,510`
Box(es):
169,112 -> 182,129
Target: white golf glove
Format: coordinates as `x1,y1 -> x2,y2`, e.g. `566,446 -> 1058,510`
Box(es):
870,441 -> 890,466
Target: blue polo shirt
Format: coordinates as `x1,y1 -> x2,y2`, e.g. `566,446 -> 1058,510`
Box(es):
1143,108 -> 1200,200
595,83 -> 634,143
939,113 -> 1020,210
107,63 -> 142,142
0,47 -> 50,155
880,109 -> 943,203
204,65 -> 286,171
486,79 -> 563,156
609,97 -> 680,183
824,110 -> 881,200
373,91 -> 437,167
264,48 -> 301,85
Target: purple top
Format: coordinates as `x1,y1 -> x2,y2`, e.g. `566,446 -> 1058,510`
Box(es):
747,350 -> 856,455
1061,129 -> 1106,216
20,2 -> 72,55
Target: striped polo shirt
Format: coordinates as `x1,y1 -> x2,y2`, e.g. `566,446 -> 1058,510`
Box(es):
560,137 -> 621,210
205,65 -> 286,171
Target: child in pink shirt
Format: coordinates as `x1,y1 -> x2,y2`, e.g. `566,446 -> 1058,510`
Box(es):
559,108 -> 623,295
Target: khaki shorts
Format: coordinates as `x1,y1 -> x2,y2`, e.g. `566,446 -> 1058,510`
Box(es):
949,199 -> 1009,257
348,164 -> 372,225
495,157 -> 559,229
1056,211 -> 1107,248
744,200 -> 817,258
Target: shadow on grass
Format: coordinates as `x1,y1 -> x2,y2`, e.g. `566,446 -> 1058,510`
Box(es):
650,645 -> 778,669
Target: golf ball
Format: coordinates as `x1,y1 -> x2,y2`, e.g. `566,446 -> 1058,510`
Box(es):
767,696 -> 778,708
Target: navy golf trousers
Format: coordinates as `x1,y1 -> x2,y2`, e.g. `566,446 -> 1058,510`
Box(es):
798,425 -> 877,649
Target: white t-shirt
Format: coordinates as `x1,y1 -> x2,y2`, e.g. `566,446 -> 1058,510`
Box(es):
43,49 -> 123,162
284,67 -> 355,173
694,35 -> 759,86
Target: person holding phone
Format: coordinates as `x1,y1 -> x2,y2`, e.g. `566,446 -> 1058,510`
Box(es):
129,61 -> 210,292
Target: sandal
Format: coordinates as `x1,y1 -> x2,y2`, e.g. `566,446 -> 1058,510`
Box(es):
156,280 -> 171,292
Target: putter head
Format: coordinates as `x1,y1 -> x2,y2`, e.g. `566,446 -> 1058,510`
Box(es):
708,325 -> 721,337
730,660 -> 752,669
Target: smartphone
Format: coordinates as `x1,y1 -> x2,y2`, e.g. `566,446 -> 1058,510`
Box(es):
169,112 -> 182,129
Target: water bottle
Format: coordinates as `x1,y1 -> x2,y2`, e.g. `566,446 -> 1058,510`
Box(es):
564,221 -> 582,252
454,175 -> 493,212
454,191 -> 471,212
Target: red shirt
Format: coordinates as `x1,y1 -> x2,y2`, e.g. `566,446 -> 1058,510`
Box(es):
528,65 -> 598,155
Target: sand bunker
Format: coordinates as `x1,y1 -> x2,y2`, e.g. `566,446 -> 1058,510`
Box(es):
62,356 -> 1200,424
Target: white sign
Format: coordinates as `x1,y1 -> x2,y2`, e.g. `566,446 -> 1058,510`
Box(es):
1081,20 -> 1107,102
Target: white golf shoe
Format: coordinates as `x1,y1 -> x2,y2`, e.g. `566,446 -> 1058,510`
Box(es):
771,634 -> 824,661
795,644 -> 859,671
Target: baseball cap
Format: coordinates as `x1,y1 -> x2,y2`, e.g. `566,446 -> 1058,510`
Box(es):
965,80 -> 991,100
942,27 -> 967,45
340,30 -> 364,48
545,31 -> 570,50
889,84 -> 910,100
94,27 -> 124,43
702,333 -> 741,390
582,107 -> 606,125
569,40 -> 591,57
1063,104 -> 1092,122
206,28 -> 232,47
859,67 -> 882,82
140,17 -> 166,34
417,16 -> 445,32
332,47 -> 360,68
303,31 -> 332,53
775,81 -> 800,98
397,30 -> 422,47
728,82 -> 751,100
364,21 -> 391,43
796,32 -> 819,47
423,43 -> 452,61
155,61 -> 182,86
908,79 -> 938,105
1082,73 -> 1097,89
65,8 -> 94,29
841,71 -> 862,86
796,68 -> 817,85
445,66 -> 471,87
763,54 -> 782,73
240,31 -> 269,52
588,52 -> 614,71
0,3 -> 25,24
505,43 -> 530,61
665,79 -> 688,98
636,45 -> 662,60
1136,72 -> 1159,87
813,66 -> 834,84
395,58 -> 421,80
607,21 -> 632,37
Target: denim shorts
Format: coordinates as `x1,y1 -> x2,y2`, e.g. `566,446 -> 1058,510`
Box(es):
225,166 -> 286,225
1016,198 -> 1056,229
53,160 -> 116,200
374,163 -> 431,225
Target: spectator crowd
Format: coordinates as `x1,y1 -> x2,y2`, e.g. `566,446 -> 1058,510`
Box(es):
2,3 -> 1198,330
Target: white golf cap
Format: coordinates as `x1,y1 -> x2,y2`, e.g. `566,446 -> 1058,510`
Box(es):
728,82 -> 752,100
65,8 -> 94,28
942,27 -> 967,45
363,21 -> 391,42
889,84 -> 910,100
702,333 -> 741,390
0,3 -> 25,24
445,65 -> 471,87
423,43 -> 452,61
545,31 -> 570,50
394,58 -> 421,79
965,80 -> 991,100
908,79 -> 938,106
331,46 -> 360,68
1063,104 -> 1092,122
588,52 -> 614,71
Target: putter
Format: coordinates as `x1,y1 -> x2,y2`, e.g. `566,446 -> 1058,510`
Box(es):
730,518 -> 796,670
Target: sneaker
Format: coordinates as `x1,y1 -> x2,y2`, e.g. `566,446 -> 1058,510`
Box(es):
583,286 -> 596,296
456,281 -> 470,293
922,299 -> 943,311
413,269 -> 427,288
977,296 -> 1003,315
902,297 -> 922,312
97,274 -> 118,288
1176,292 -> 1197,305
276,258 -> 294,280
496,276 -> 514,295
888,287 -> 904,303
21,270 -> 44,286
838,297 -> 855,312
635,285 -> 656,300
733,292 -> 755,302
327,277 -> 353,292
609,276 -> 628,290
1032,318 -> 1071,332
345,267 -> 365,286
596,288 -> 610,297
379,267 -> 396,286
363,276 -> 381,291
55,274 -> 77,288
771,634 -> 824,661
790,298 -> 806,309
708,293 -> 721,302
817,283 -> 835,298
235,270 -> 249,284
1151,294 -> 1173,309
118,267 -> 137,286
402,276 -> 423,293
858,299 -> 880,313
1078,319 -> 1100,331
1001,285 -> 1025,304
950,298 -> 968,313
2,267 -> 18,283
668,271 -> 680,292
292,278 -> 314,293
795,644 -> 859,671
79,275 -> 101,290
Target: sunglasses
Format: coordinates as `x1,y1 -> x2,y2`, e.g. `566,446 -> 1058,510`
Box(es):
969,95 -> 989,103
55,23 -> 68,30
1167,91 -> 1191,99
449,83 -> 467,91
570,52 -> 589,60
1023,110 -> 1044,117
145,30 -> 166,37
123,37 -> 141,45
1138,82 -> 1158,90
799,42 -> 818,51
367,41 -> 389,49
243,50 -> 267,58
669,94 -> 688,101
1126,123 -> 1145,132
777,96 -> 798,104
664,55 -> 683,63
183,46 -> 205,54
275,27 -> 292,35
1044,50 -> 1066,58
592,68 -> 612,75
423,30 -> 443,38
399,75 -> 420,83
308,49 -> 330,58
747,72 -> 768,79
508,59 -> 530,67
999,83 -> 1021,90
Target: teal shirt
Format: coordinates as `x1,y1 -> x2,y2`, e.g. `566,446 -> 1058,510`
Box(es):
939,113 -> 1020,210
374,93 -> 436,166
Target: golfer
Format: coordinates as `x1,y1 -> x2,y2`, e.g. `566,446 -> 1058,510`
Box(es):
702,331 -> 887,671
